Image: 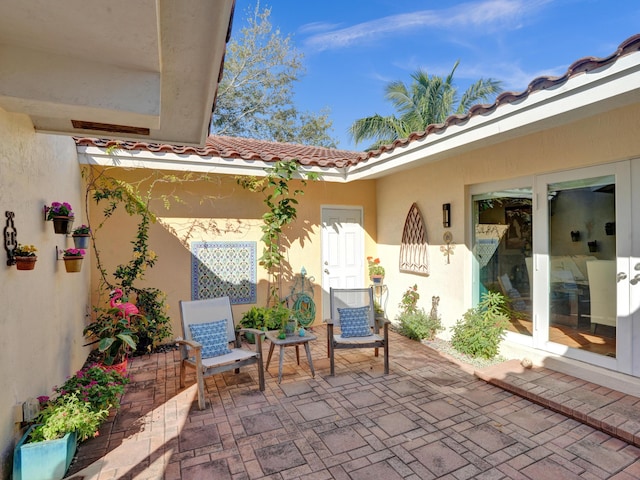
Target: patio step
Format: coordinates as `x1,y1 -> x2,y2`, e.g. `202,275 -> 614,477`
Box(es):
475,359 -> 640,448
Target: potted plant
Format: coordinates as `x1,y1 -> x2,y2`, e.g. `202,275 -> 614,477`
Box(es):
62,247 -> 85,272
71,224 -> 91,249
13,394 -> 108,480
367,256 -> 385,284
83,305 -> 144,372
46,201 -> 74,234
13,244 -> 38,270
239,306 -> 282,343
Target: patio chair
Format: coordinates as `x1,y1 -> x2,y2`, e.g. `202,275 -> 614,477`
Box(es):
177,297 -> 265,409
326,287 -> 390,375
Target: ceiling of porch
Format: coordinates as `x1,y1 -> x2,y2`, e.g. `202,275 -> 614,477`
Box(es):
0,0 -> 235,146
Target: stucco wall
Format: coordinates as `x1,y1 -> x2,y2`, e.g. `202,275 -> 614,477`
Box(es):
0,108 -> 90,479
376,103 -> 640,335
86,167 -> 377,338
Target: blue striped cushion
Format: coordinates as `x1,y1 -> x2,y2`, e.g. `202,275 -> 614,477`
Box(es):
338,306 -> 372,337
189,319 -> 232,358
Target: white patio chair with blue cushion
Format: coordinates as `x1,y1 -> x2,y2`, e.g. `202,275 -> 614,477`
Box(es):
326,287 -> 390,375
177,297 -> 265,409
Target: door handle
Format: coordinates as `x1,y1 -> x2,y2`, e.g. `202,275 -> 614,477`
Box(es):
617,272 -> 628,282
324,269 -> 330,274
631,274 -> 640,285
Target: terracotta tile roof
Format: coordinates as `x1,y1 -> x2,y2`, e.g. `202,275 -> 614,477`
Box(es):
76,33 -> 640,168
359,33 -> 640,161
74,135 -> 363,168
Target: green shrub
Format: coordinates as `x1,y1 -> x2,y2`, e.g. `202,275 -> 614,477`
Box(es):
30,393 -> 109,443
398,308 -> 444,341
450,291 -> 509,359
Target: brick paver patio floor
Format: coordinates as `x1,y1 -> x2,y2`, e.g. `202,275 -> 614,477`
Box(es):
67,326 -> 640,479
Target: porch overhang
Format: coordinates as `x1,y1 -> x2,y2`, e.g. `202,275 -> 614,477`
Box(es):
0,0 -> 235,146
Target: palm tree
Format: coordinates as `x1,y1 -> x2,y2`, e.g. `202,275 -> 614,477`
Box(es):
349,61 -> 503,150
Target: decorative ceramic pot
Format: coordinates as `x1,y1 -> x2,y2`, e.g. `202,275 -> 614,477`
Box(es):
371,275 -> 384,285
52,216 -> 74,234
63,256 -> 83,273
72,234 -> 90,249
99,358 -> 128,375
13,425 -> 77,480
15,256 -> 37,270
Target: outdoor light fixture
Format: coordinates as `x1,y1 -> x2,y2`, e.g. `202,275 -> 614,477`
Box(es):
442,203 -> 451,228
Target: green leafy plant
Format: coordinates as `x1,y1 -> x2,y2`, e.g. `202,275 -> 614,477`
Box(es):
450,291 -> 510,359
397,309 -> 444,341
29,393 -> 108,443
396,285 -> 442,341
72,224 -> 91,235
82,167 -> 173,351
54,364 -> 129,411
399,284 -> 419,315
83,307 -> 144,365
239,306 -> 282,331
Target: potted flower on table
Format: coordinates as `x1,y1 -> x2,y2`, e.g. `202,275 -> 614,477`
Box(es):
46,202 -> 74,234
71,224 -> 91,249
62,248 -> 85,273
367,256 -> 385,284
13,244 -> 38,270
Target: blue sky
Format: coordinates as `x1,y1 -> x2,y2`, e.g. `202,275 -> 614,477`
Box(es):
231,0 -> 639,151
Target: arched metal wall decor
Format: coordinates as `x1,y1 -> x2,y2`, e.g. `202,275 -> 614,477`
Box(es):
399,203 -> 429,275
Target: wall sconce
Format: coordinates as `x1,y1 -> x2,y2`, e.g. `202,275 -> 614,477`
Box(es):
570,230 -> 580,242
605,222 -> 615,236
588,241 -> 598,253
442,203 -> 451,228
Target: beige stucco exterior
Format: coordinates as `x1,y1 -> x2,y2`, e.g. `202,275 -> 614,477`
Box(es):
376,102 -> 640,334
0,107 -> 90,477
86,167 -> 378,338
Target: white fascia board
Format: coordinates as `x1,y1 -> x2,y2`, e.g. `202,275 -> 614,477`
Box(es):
346,53 -> 640,181
76,147 -> 350,182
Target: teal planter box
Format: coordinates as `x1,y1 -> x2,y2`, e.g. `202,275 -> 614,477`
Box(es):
13,425 -> 77,480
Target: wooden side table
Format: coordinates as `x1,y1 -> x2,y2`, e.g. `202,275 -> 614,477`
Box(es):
264,330 -> 317,384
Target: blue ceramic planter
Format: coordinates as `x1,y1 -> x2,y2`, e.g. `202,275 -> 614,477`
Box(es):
13,425 -> 77,480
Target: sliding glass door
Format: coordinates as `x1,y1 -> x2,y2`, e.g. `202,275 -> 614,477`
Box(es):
472,161 -> 636,374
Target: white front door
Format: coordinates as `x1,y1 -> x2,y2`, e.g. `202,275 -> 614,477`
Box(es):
321,207 -> 364,318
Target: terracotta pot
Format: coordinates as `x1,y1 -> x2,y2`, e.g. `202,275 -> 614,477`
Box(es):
52,216 -> 74,234
99,358 -> 128,375
63,256 -> 83,273
14,256 -> 37,270
371,274 -> 384,285
72,234 -> 90,249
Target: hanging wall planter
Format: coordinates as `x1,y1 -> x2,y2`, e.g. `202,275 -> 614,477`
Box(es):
52,216 -> 74,235
63,256 -> 84,273
60,247 -> 85,272
15,256 -> 37,270
72,234 -> 90,249
45,202 -> 74,235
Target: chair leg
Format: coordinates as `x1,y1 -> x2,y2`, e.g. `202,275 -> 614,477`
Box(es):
180,360 -> 186,388
194,352 -> 206,410
329,341 -> 335,376
383,325 -> 389,374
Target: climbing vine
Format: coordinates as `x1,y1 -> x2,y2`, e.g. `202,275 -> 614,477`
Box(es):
237,160 -> 318,304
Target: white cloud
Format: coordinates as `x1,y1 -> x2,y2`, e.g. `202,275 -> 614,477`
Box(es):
303,0 -> 553,52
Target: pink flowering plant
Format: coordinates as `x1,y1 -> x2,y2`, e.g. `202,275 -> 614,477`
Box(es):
54,364 -> 129,411
63,248 -> 85,257
72,224 -> 91,235
46,201 -> 74,220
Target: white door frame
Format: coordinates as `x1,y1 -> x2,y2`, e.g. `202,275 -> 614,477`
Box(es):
320,205 -> 365,319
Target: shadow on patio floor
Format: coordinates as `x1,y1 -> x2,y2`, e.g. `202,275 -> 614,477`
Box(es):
67,325 -> 640,480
